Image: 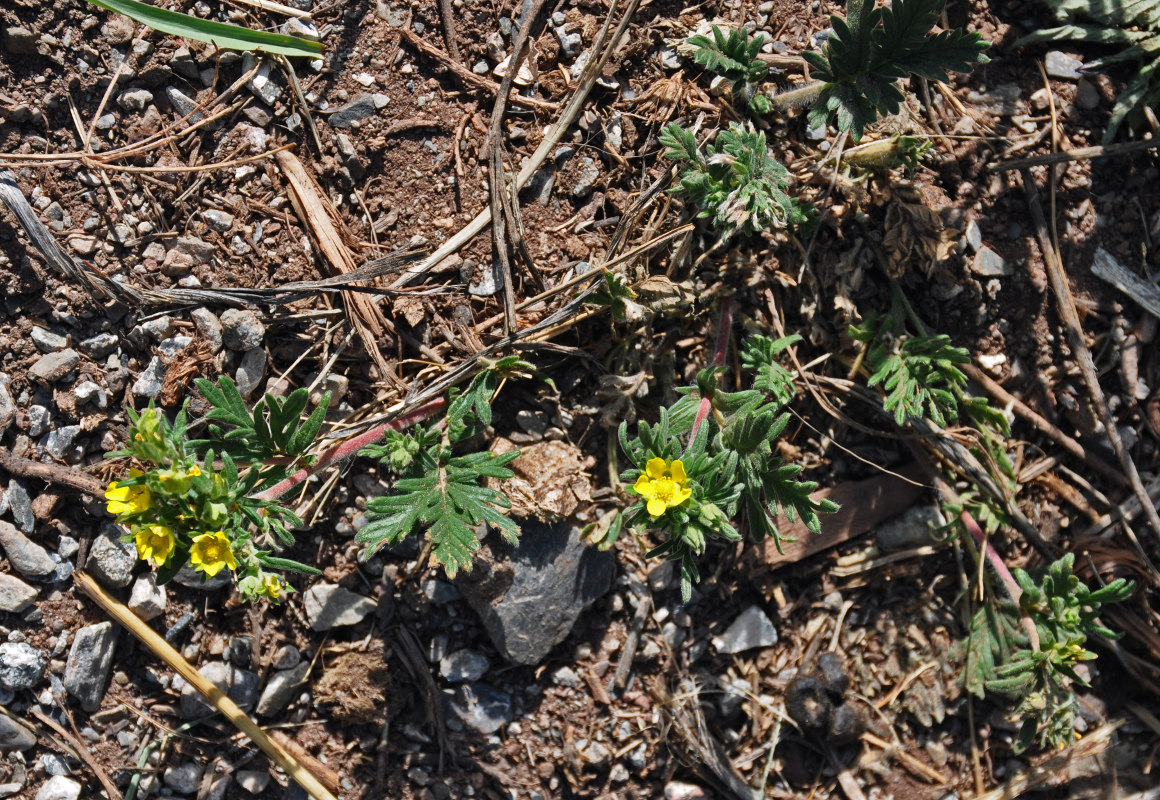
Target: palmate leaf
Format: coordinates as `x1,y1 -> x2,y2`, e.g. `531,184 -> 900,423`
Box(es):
190,376 -> 329,464
688,25 -> 770,109
357,450 -> 520,577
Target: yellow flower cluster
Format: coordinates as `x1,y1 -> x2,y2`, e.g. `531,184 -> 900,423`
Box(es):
633,457 -> 692,518
189,531 -> 237,577
105,469 -> 151,515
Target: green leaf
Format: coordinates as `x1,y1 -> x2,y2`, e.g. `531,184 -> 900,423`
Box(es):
83,0 -> 323,57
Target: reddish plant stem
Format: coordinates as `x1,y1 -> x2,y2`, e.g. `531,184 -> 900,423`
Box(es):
252,398 -> 446,502
960,510 -> 1041,652
690,294 -> 735,440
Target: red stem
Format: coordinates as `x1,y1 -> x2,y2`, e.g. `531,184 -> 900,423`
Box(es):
960,510 -> 1041,652
690,294 -> 734,440
252,397 -> 446,501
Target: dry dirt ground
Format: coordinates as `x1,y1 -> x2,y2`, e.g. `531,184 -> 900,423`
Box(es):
2,0 -> 1160,799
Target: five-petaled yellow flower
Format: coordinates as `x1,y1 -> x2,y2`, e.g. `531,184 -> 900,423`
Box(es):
134,524 -> 175,567
633,457 -> 692,518
105,469 -> 152,516
189,531 -> 237,577
262,574 -> 283,600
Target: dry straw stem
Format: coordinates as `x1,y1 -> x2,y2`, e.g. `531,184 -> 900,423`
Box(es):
74,572 -> 339,800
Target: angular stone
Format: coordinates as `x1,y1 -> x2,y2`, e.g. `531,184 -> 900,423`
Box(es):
235,347 -> 267,399
712,606 -> 777,654
88,527 -> 136,588
180,661 -> 260,717
0,714 -> 36,751
63,622 -> 118,711
80,332 -> 119,359
202,209 -> 234,232
128,575 -> 167,621
236,770 -> 271,795
328,94 -> 378,128
0,520 -> 56,577
456,521 -> 614,665
220,308 -> 265,351
971,246 -> 1013,277
440,649 -> 490,682
117,89 -> 154,112
2,26 -> 37,55
0,641 -> 47,690
302,584 -> 376,631
163,762 -> 203,795
190,308 -> 223,352
255,660 -> 310,716
29,349 -> 81,383
131,356 -> 166,398
41,425 -> 82,460
30,327 -> 67,353
876,504 -> 943,550
0,572 -> 37,612
445,683 -> 512,734
172,562 -> 231,590
7,480 -> 34,532
34,776 -> 82,800
1046,50 -> 1083,80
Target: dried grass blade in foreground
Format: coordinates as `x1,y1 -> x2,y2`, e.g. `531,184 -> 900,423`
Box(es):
74,572 -> 338,800
275,150 -> 399,384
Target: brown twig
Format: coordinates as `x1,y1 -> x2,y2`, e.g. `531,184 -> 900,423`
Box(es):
28,706 -> 122,800
436,0 -> 461,63
0,448 -> 105,496
991,137 -> 1160,172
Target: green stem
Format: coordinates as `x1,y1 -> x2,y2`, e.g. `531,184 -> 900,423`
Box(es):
768,81 -> 826,111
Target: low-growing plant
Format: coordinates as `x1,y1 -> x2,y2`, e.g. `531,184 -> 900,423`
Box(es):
963,553 -> 1134,752
603,331 -> 837,600
659,121 -> 804,236
1018,0 -> 1160,141
687,25 -> 774,113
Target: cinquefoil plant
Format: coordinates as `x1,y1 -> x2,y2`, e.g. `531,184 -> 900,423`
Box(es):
688,25 -> 774,113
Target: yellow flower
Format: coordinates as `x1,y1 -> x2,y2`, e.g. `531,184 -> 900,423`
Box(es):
105,469 -> 152,516
632,457 -> 692,518
262,574 -> 283,600
134,524 -> 175,567
189,531 -> 237,577
158,463 -> 202,493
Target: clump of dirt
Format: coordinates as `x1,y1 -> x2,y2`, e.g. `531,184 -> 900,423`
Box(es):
314,649 -> 390,725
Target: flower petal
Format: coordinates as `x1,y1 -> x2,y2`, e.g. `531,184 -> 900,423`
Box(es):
674,487 -> 692,506
671,459 -> 687,484
633,475 -> 655,498
646,497 -> 668,518
646,457 -> 667,479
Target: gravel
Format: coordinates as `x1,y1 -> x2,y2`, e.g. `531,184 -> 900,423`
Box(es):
255,660 -> 310,716
29,349 -> 80,383
180,661 -> 260,717
303,584 -> 376,630
0,520 -> 56,577
87,526 -> 137,588
63,622 -> 119,711
34,776 -> 82,800
0,714 -> 37,752
163,762 -> 204,795
439,650 -> 491,683
235,347 -> 267,398
220,308 -> 265,351
30,327 -> 67,352
0,641 -> 47,690
128,575 -> 167,621
116,88 -> 154,112
0,573 -> 38,613
712,606 -> 778,654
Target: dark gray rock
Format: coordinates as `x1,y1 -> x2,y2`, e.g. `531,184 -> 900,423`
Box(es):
172,562 -> 231,590
712,606 -> 777,654
0,520 -> 56,577
0,714 -> 36,751
329,94 -> 379,128
131,356 -> 166,398
445,683 -> 512,734
0,641 -> 47,690
255,660 -> 310,716
27,405 -> 50,438
80,332 -> 119,359
180,661 -> 260,717
29,349 -> 80,383
163,762 -> 203,795
439,650 -> 490,682
235,348 -> 267,398
455,521 -> 614,665
63,622 -> 118,711
31,327 -> 67,352
271,644 -> 301,670
302,583 -> 376,630
1046,50 -> 1083,80
7,480 -> 34,533
876,504 -> 943,550
972,246 -> 1013,277
220,308 -> 265,351
41,425 -> 82,460
87,527 -> 136,588
0,572 -> 37,612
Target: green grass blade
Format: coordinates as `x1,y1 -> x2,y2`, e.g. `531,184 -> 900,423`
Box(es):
83,0 -> 323,58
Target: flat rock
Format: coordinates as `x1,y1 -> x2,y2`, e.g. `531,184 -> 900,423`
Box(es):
87,527 -> 136,588
220,308 -> 265,351
235,347 -> 267,399
180,661 -> 260,717
876,504 -> 943,550
328,94 -> 379,128
455,520 -> 614,665
31,327 -> 67,352
0,714 -> 36,751
445,682 -> 512,734
0,641 -> 47,690
163,762 -> 203,795
117,88 -> 154,112
172,562 -> 231,590
236,770 -> 271,795
1046,50 -> 1083,80
29,349 -> 80,383
971,246 -> 1013,277
2,26 -> 37,55
42,424 -> 82,459
128,574 -> 167,621
79,332 -> 119,359
0,572 -> 38,612
440,649 -> 491,682
131,356 -> 166,398
34,776 -> 82,800
0,520 -> 57,577
302,584 -> 376,631
6,480 -> 34,532
713,606 -> 777,654
255,660 -> 310,716
63,622 -> 118,711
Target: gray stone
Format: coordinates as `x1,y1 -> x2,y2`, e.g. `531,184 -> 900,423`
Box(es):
175,236 -> 215,263
236,770 -> 270,794
0,642 -> 47,690
1046,50 -> 1083,80
88,527 -> 137,588
0,714 -> 36,751
464,260 -> 501,297
329,94 -> 379,128
255,660 -> 310,716
571,156 -> 600,197
180,661 -> 260,717
7,480 -> 34,533
202,209 -> 234,232
876,504 -> 943,550
157,335 -> 192,359
456,521 -> 614,665
583,740 -> 611,768
27,405 -> 50,438
271,644 -> 301,670
163,762 -> 203,794
0,378 -> 12,436
302,584 -> 376,631
64,622 -> 118,711
235,347 -> 267,399
2,26 -> 37,55
712,605 -> 777,654
172,562 -> 231,590
1076,78 -> 1100,111
220,308 -> 265,351
42,425 -> 82,459
34,776 -> 81,800
243,54 -> 282,105
421,579 -> 461,605
40,753 -> 70,776
966,83 -> 1021,116
31,327 -> 67,353
80,332 -> 119,359
971,246 -> 1013,277
440,650 -> 490,682
117,89 -> 154,112
131,315 -> 172,346
172,47 -> 200,80
445,683 -> 512,734
73,381 -> 107,409
132,356 -> 166,398
128,575 -> 167,621
0,520 -> 56,577
659,47 -> 681,70
29,349 -> 81,383
964,219 -> 983,253
165,86 -> 202,121
280,18 -> 320,40
190,308 -> 223,352
555,27 -> 582,60
551,665 -> 581,688
0,573 -> 37,613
